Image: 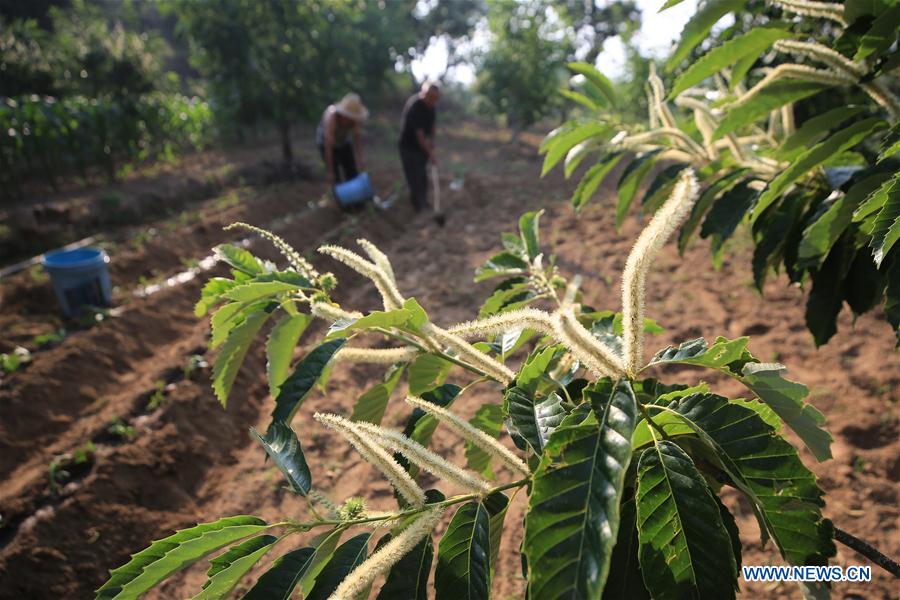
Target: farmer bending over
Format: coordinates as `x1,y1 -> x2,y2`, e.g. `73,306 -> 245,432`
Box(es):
316,93 -> 368,185
398,82 -> 440,212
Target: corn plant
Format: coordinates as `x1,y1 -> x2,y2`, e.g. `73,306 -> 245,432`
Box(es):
94,169 -> 900,599
542,0 -> 900,346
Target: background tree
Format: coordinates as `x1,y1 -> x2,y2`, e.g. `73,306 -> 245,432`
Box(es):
476,0 -> 573,138
409,0 -> 487,82
553,0 -> 641,65
1,0 -> 171,98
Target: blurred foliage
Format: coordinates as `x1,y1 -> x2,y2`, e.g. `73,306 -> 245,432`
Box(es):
475,0 -> 574,136
0,93 -> 212,195
1,0 -> 173,98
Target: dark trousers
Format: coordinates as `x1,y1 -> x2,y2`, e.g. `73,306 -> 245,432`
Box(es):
399,146 -> 428,212
318,143 -> 358,183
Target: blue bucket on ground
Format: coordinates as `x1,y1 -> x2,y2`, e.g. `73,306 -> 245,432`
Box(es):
42,247 -> 112,316
334,173 -> 374,208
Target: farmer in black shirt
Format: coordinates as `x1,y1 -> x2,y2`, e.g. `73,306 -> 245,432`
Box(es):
398,82 -> 440,212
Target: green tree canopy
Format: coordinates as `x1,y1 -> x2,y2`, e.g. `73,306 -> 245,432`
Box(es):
476,0 -> 573,136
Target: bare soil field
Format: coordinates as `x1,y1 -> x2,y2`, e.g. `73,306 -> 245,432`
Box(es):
0,120 -> 897,599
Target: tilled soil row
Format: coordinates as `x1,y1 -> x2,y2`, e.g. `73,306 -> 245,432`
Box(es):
0,158 -> 423,598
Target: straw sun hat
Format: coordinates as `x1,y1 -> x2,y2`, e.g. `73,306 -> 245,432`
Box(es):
335,93 -> 369,121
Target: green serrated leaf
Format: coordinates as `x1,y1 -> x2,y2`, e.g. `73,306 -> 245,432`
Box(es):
351,365 -> 406,425
212,310 -> 270,407
474,251 -> 529,282
267,314 -> 311,397
729,51 -> 758,91
205,535 -> 277,583
377,534 -> 433,599
603,496 -> 650,599
667,0 -> 747,72
636,441 -> 737,600
477,279 -> 534,318
250,422 -> 311,495
505,389 -> 567,455
567,62 -> 617,107
483,492 -> 509,574
878,121 -> 900,163
406,385 -> 463,472
665,394 -> 835,566
617,150 -> 662,228
715,495 -> 743,576
641,164 -> 688,214
519,210 -> 544,260
435,502 -> 491,600
215,244 -> 263,275
855,5 -> 900,59
714,81 -> 827,139
540,120 -> 581,153
572,152 -> 625,210
306,533 -> 371,600
195,535 -> 277,599
647,337 -> 831,461
96,516 -> 269,600
670,28 -> 792,98
648,336 -> 750,369
408,353 -> 453,396
542,122 -> 612,176
700,180 -> 757,266
224,281 -> 299,303
679,170 -> 748,253
242,546 -> 316,600
272,339 -> 346,425
403,297 -> 430,330
196,278 -> 238,317
751,118 -> 888,222
297,528 -> 345,595
465,403 -> 504,478
564,139 -> 600,178
777,106 -> 869,159
559,87 -> 601,111
797,172 -> 893,270
516,345 -> 565,393
867,173 -> 900,266
210,301 -> 252,350
740,362 -> 831,462
327,307 -> 411,339
524,381 -> 638,599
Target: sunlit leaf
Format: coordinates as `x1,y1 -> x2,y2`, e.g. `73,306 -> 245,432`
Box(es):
267,313 -> 312,397
666,0 -> 747,72
96,516 -> 269,600
212,310 -> 270,407
194,535 -> 276,599
670,28 -> 792,98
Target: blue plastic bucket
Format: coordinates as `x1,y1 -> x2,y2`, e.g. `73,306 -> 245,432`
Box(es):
334,173 -> 374,208
42,247 -> 112,316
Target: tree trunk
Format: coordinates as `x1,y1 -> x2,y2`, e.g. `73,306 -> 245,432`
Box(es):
279,121 -> 293,165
